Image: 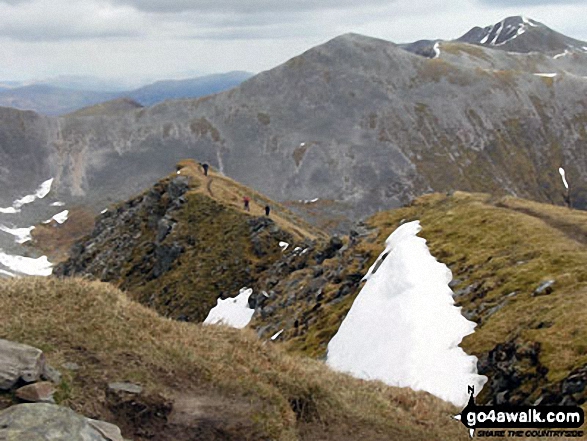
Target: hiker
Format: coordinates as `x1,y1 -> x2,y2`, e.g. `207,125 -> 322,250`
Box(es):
201,163 -> 209,176
243,196 -> 250,211
265,205 -> 271,216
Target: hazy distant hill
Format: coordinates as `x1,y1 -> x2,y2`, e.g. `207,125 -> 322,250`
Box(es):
0,71 -> 253,115
124,71 -> 253,106
0,84 -> 118,116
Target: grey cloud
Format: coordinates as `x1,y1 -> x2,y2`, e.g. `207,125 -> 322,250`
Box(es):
108,0 -> 393,13
0,26 -> 142,41
476,0 -> 583,5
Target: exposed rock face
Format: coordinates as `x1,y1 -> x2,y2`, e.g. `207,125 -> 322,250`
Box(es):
0,339 -> 46,390
2,19 -> 587,224
0,403 -> 123,441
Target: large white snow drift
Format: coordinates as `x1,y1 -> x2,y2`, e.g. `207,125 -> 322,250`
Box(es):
326,220 -> 486,407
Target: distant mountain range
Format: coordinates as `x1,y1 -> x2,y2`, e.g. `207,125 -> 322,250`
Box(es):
0,71 -> 253,116
1,16 -> 586,228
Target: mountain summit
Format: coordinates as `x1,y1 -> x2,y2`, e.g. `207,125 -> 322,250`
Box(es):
457,16 -> 587,53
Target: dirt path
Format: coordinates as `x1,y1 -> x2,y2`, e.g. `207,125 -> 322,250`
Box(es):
496,202 -> 587,247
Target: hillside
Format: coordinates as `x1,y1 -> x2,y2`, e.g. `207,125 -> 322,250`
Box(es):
54,159 -> 326,322
0,277 -> 469,440
51,151 -> 587,410
0,17 -> 586,234
250,192 -> 587,408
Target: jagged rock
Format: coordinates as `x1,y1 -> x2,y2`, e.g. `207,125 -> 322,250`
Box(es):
477,340 -> 548,405
0,339 -> 46,390
167,176 -> 189,200
152,243 -> 184,278
532,280 -> 555,297
15,381 -> 56,403
108,382 -> 143,395
0,403 -> 123,441
156,217 -> 174,242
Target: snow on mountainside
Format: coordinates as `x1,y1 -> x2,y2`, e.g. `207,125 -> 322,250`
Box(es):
0,177 -> 70,277
326,221 -> 486,407
456,16 -> 587,54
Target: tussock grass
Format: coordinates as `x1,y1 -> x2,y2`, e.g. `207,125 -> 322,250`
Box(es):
0,277 -> 468,440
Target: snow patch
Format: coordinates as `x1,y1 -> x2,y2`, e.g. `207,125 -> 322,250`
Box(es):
299,198 -> 319,204
203,287 -> 255,329
43,210 -> 69,225
559,167 -> 569,189
271,329 -> 284,341
534,73 -> 557,78
0,252 -> 52,276
13,178 -> 53,209
279,241 -> 289,251
326,220 -> 486,407
0,269 -> 15,277
433,42 -> 440,58
101,209 -> 108,214
0,225 -> 35,244
50,201 -> 65,207
0,207 -> 20,214
553,50 -> 570,60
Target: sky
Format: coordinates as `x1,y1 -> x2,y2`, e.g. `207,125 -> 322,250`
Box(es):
0,0 -> 585,87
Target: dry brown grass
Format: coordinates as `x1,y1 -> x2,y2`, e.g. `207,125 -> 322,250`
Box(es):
177,159 -> 325,242
0,277 -> 469,440
30,207 -> 96,263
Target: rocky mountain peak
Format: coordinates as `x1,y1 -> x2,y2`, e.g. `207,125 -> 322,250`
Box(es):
456,15 -> 587,54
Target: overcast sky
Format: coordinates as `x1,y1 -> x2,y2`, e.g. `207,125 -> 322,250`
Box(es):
0,0 -> 585,86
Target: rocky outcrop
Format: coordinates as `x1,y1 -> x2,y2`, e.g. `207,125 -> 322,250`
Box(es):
0,403 -> 123,441
55,175 -> 190,281
55,170 -> 304,322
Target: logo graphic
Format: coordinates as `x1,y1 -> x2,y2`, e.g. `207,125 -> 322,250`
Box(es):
454,386 -> 585,438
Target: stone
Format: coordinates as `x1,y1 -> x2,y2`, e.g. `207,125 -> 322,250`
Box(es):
0,403 -> 123,441
0,339 -> 45,390
15,381 -> 56,403
87,419 -> 125,441
108,382 -> 143,395
41,364 -> 62,384
62,362 -> 80,371
532,280 -> 555,297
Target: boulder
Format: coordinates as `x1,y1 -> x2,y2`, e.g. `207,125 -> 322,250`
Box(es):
108,382 -> 143,395
532,280 -> 555,297
15,382 -> 56,403
0,339 -> 45,390
0,403 -> 123,441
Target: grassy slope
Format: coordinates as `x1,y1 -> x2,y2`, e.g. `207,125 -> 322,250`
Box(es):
126,160 -> 324,321
0,277 -> 468,441
275,192 -> 587,399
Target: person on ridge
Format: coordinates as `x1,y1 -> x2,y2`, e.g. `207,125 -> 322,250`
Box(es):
243,196 -> 251,211
201,163 -> 209,176
265,205 -> 271,216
